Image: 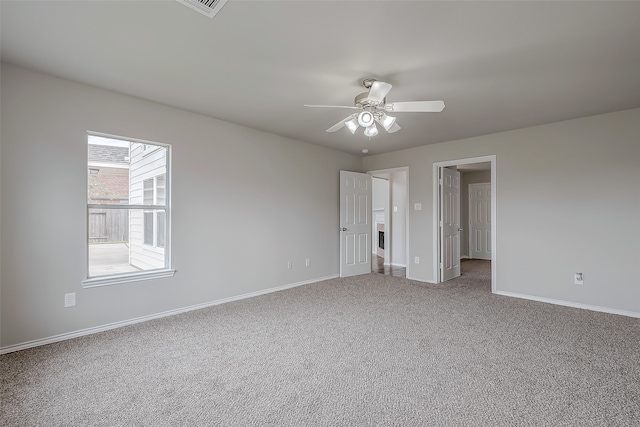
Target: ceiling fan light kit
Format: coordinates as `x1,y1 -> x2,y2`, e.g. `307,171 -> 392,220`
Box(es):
357,111 -> 374,127
345,118 -> 359,134
305,78 -> 445,138
364,122 -> 378,137
377,113 -> 396,131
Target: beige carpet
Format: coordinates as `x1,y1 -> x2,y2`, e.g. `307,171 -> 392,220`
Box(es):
2,260 -> 639,426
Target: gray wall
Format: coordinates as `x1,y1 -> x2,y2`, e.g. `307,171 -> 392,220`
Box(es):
0,64 -> 361,348
372,177 -> 388,211
2,62 -> 639,349
461,170 -> 491,257
363,108 -> 640,315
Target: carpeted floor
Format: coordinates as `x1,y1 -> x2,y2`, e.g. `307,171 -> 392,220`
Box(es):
1,260 -> 639,426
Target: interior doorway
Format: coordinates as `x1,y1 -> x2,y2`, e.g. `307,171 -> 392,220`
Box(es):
369,167 -> 408,278
433,156 -> 496,292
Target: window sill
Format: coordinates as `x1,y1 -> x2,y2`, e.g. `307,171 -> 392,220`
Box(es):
82,269 -> 176,288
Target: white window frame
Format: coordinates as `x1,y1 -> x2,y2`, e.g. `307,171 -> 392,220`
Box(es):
83,133 -> 175,288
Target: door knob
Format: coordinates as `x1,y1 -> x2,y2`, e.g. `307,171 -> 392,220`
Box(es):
341,227 -> 347,231
458,228 -> 463,232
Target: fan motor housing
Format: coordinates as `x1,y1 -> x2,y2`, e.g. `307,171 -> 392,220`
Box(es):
355,92 -> 385,108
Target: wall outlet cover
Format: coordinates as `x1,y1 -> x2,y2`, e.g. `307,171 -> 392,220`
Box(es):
64,292 -> 76,307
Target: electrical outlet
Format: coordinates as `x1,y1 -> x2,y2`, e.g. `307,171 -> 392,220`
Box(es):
414,256 -> 420,264
305,258 -> 310,267
414,203 -> 422,211
64,292 -> 76,307
574,273 -> 584,285
288,261 -> 293,269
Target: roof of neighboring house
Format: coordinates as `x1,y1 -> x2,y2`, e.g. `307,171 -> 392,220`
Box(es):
88,144 -> 129,164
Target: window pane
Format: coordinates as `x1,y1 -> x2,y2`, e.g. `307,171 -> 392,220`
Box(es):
144,212 -> 153,245
88,138 -> 168,207
156,175 -> 166,205
88,208 -> 135,277
143,179 -> 153,205
88,208 -> 167,278
157,211 -> 166,248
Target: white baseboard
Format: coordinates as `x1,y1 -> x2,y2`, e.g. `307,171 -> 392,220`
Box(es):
406,275 -> 436,284
0,274 -> 338,355
494,291 -> 640,319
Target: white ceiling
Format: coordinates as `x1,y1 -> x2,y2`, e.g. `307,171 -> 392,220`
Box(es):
2,1 -> 639,156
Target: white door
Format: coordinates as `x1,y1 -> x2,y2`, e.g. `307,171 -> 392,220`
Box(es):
340,171 -> 372,277
469,183 -> 491,260
440,167 -> 461,281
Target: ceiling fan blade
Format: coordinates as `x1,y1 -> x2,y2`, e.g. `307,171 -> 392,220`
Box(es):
387,122 -> 401,133
326,114 -> 357,132
304,104 -> 360,110
366,81 -> 392,104
384,100 -> 445,113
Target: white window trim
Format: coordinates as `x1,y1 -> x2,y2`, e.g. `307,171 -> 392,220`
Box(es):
82,268 -> 176,288
85,132 -> 174,288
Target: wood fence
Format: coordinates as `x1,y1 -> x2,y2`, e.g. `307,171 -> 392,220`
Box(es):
89,209 -> 129,243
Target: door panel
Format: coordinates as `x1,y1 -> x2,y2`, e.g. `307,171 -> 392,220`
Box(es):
440,168 -> 461,281
340,171 -> 372,277
469,183 -> 491,260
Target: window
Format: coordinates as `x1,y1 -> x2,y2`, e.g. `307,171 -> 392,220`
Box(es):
84,134 -> 174,287
143,175 -> 166,248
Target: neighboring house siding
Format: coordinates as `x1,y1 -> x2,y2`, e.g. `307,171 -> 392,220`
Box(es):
129,143 -> 167,270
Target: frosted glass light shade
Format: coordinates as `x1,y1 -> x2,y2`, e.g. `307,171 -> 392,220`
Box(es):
379,113 -> 396,131
364,123 -> 378,137
358,111 -> 374,127
345,118 -> 359,134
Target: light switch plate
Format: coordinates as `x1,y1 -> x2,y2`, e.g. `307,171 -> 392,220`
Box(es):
414,203 -> 422,211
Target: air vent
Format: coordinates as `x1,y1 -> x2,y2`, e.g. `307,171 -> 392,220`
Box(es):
176,0 -> 228,19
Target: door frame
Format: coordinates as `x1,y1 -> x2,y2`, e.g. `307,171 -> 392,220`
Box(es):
367,166 -> 409,277
371,176 -> 390,263
432,156 -> 497,292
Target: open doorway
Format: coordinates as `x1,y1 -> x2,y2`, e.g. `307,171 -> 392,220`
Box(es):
369,168 -> 408,278
433,156 -> 497,292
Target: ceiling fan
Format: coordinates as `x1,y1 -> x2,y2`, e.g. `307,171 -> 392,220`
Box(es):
304,78 -> 445,137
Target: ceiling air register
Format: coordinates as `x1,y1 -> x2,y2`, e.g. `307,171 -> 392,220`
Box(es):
176,0 -> 228,18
